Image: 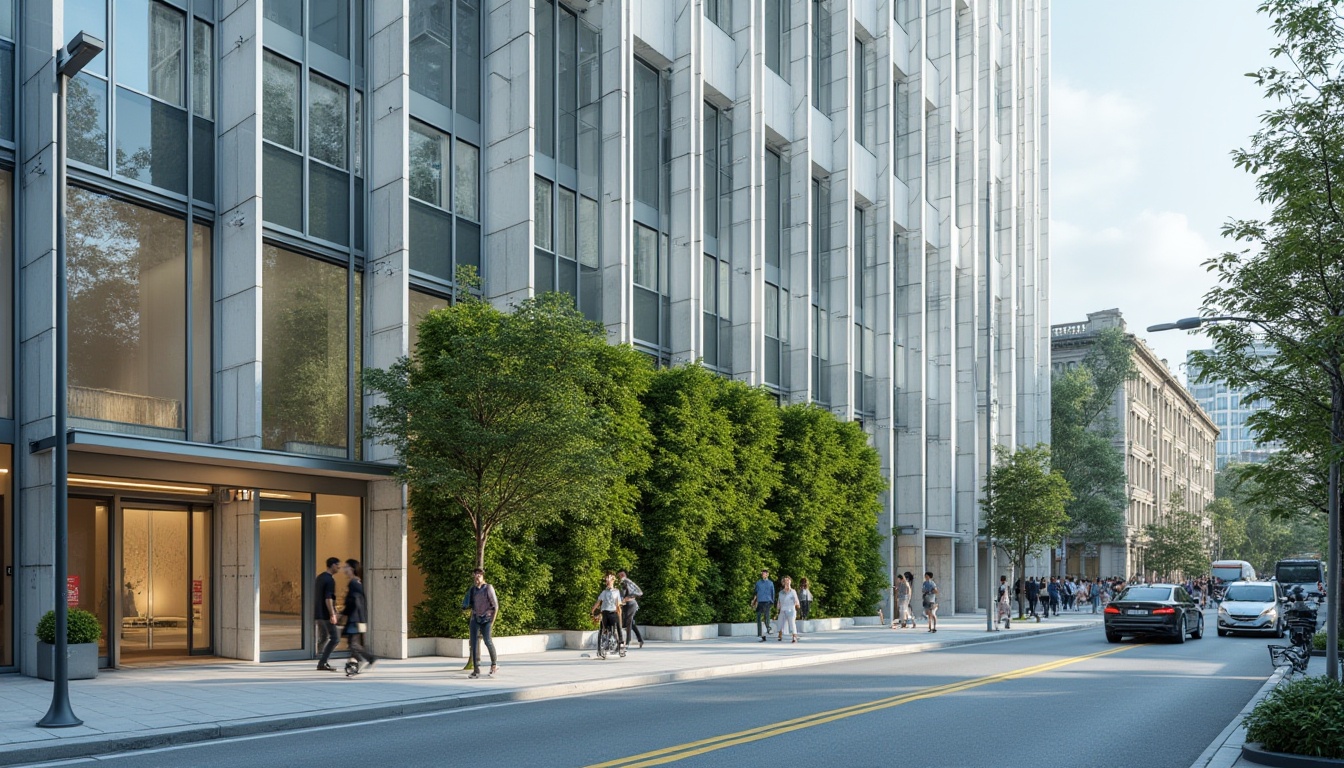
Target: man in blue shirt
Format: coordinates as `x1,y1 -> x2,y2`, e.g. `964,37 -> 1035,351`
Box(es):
752,569 -> 775,642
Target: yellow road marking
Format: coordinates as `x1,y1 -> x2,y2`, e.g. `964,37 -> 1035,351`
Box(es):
586,644 -> 1136,768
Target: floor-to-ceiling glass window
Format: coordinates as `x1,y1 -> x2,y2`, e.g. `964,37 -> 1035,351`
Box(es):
0,447 -> 12,668
62,0 -> 214,442
633,59 -> 670,359
408,0 -> 482,299
704,0 -> 731,33
68,498 -> 111,662
764,148 -> 789,391
765,0 -> 790,81
853,206 -> 876,417
702,103 -> 731,371
535,1 -> 600,320
812,0 -> 831,113
811,178 -> 830,404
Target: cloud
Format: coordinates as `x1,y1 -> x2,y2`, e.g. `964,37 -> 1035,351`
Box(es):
1051,82 -> 1148,204
1052,210 -> 1218,374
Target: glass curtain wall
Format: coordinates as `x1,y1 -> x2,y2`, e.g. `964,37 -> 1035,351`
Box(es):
261,0 -> 365,249
702,103 -> 731,371
0,0 -> 14,143
765,0 -> 790,81
854,37 -> 876,150
763,148 -> 789,391
632,59 -> 670,355
408,0 -> 482,296
811,178 -> 830,404
811,0 -> 830,113
535,0 -> 600,320
704,0 -> 731,33
67,187 -> 211,440
853,206 -> 876,416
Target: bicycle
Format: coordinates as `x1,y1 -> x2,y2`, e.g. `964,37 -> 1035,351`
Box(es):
592,613 -> 626,660
1269,589 -> 1320,676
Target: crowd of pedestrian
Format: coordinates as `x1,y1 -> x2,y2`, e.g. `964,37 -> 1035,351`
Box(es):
1009,575 -> 1132,621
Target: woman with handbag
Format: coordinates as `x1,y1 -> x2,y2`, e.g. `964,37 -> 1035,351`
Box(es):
342,558 -> 376,676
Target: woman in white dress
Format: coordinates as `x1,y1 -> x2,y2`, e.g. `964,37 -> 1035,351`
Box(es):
776,576 -> 802,643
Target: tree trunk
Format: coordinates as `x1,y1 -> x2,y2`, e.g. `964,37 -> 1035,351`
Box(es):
475,525 -> 488,570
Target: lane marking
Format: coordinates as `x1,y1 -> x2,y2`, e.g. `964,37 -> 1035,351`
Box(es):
586,644 -> 1137,768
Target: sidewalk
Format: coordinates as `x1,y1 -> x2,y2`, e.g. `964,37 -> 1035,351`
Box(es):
1189,667 -> 1288,768
0,612 -> 1102,766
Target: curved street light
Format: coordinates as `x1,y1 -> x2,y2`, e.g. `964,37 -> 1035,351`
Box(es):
1149,314 -> 1342,682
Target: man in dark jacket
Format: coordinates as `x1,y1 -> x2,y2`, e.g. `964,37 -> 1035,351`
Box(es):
314,557 -> 342,671
617,569 -> 644,649
1025,577 -> 1041,622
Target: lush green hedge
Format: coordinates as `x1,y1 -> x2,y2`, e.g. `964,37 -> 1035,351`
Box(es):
1244,676 -> 1344,758
398,308 -> 889,638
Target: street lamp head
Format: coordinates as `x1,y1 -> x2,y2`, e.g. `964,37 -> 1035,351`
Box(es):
59,32 -> 105,78
1147,316 -> 1205,333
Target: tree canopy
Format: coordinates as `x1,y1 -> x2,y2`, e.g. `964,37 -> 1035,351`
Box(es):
1144,491 -> 1211,581
981,444 -> 1072,617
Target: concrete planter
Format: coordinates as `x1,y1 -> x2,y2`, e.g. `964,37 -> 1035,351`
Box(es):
37,642 -> 98,681
434,632 -> 566,658
562,629 -> 600,649
719,622 -> 765,637
407,637 -> 438,658
642,624 -> 719,642
1243,742 -> 1344,767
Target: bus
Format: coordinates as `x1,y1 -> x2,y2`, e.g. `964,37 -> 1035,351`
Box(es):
1211,560 -> 1257,600
1274,558 -> 1325,596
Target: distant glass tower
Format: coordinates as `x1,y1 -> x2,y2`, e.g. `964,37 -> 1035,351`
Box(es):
1186,346 -> 1284,470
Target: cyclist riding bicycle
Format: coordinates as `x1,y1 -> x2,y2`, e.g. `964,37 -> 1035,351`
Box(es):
590,572 -> 626,655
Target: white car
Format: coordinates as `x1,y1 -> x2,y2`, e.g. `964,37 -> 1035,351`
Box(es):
1217,581 -> 1285,637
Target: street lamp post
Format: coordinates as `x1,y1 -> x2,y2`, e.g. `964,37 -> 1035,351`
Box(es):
37,31 -> 105,730
1148,314 -> 1343,682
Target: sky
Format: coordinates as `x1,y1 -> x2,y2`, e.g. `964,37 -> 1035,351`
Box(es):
1049,2 -> 1278,381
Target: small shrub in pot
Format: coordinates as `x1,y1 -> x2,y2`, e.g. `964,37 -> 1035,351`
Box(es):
36,609 -> 102,645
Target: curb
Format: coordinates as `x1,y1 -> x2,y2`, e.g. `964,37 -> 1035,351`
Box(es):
1189,666 -> 1288,768
0,621 -> 1096,766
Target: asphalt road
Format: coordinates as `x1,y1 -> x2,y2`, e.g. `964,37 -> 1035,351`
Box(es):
36,613 -> 1275,768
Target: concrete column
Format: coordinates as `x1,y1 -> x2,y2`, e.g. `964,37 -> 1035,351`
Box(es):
14,0 -> 60,678
366,478 -> 407,659
216,497 -> 259,662
217,0 -> 264,449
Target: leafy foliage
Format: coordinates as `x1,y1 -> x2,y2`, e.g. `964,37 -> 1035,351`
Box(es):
1051,328 -> 1134,544
36,609 -> 102,645
1144,491 -> 1212,580
981,444 -> 1072,616
1214,466 -> 1326,574
1244,676 -> 1344,758
1191,0 -> 1344,629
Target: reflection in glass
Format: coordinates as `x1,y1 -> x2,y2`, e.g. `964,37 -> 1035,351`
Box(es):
410,0 -> 452,107
262,52 -> 300,149
556,187 -> 575,259
69,74 -> 109,169
115,87 -> 188,194
456,0 -> 480,121
455,218 -> 480,270
309,160 -> 350,245
0,171 -> 11,418
409,201 -> 452,279
67,499 -> 111,657
309,73 -> 348,169
67,187 -> 187,435
262,246 -> 350,455
0,46 -> 12,143
409,121 -> 447,207
315,495 -> 362,615
259,511 -> 303,652
453,140 -> 478,219
193,115 -> 214,203
191,224 -> 211,442
409,289 -> 448,355
116,0 -> 185,106
535,0 -> 553,154
192,20 -> 213,120
264,0 -> 302,36
310,0 -> 349,57
557,8 -> 576,167
535,179 -> 552,251
633,62 -> 659,209
65,0 -> 108,75
263,143 -> 302,230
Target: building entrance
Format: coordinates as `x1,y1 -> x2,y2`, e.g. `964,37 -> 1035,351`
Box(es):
119,505 -> 212,661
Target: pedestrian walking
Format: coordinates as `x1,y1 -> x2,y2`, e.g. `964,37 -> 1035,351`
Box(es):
798,578 -> 814,623
1047,577 -> 1061,617
315,556 -> 342,672
616,569 -> 644,649
752,569 -> 776,642
893,573 -> 913,628
921,572 -> 939,632
462,567 -> 500,679
997,575 -> 1012,629
777,577 -> 802,643
1090,578 -> 1102,613
341,559 -> 376,675
1025,577 -> 1040,622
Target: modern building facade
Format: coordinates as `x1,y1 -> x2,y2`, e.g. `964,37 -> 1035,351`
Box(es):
1,0 -> 1049,675
1051,310 -> 1218,579
1187,347 -> 1283,470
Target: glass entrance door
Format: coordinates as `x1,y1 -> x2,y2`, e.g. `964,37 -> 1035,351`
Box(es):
119,504 -> 211,660
259,502 -> 311,659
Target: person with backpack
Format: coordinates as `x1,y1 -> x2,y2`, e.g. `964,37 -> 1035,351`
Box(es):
921,572 -> 939,632
616,569 -> 644,649
462,567 -> 499,679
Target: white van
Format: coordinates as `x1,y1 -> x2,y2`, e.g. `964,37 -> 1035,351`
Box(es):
1211,560 -> 1257,598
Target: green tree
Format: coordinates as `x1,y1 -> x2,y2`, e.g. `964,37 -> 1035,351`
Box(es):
365,289 -> 650,636
818,420 -> 888,617
1143,491 -> 1211,581
1189,0 -> 1344,655
1051,328 -> 1135,545
1213,465 -> 1326,575
981,444 -> 1073,618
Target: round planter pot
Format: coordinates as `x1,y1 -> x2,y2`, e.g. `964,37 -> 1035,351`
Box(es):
1243,742 -> 1344,767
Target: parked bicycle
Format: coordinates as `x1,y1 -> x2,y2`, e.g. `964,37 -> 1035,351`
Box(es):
1269,587 -> 1320,676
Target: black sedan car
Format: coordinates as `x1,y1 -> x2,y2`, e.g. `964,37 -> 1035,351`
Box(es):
1104,584 -> 1204,643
